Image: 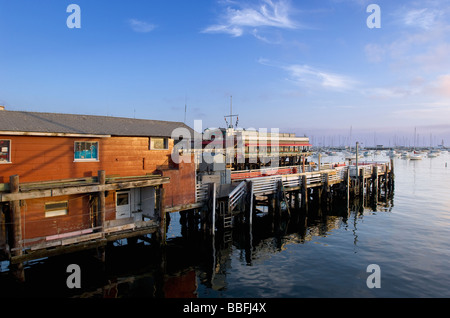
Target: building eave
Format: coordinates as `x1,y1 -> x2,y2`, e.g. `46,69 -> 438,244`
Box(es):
0,131 -> 111,138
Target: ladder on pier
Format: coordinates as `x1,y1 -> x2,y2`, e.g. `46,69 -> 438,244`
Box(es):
222,181 -> 247,230
219,200 -> 233,229
223,214 -> 232,229
223,230 -> 232,243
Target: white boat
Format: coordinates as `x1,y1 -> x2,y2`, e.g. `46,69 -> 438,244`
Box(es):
389,150 -> 400,158
345,154 -> 364,160
428,150 -> 440,157
410,152 -> 422,160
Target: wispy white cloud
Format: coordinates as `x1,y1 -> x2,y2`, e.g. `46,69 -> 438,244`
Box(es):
283,64 -> 357,91
202,0 -> 299,38
330,0 -> 372,7
259,58 -> 357,92
364,43 -> 385,63
391,101 -> 450,124
425,74 -> 450,98
364,86 -> 416,100
363,71 -> 450,102
403,8 -> 441,30
128,19 -> 156,33
414,43 -> 450,73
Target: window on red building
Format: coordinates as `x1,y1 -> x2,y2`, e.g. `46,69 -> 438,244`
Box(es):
74,141 -> 99,161
0,140 -> 11,163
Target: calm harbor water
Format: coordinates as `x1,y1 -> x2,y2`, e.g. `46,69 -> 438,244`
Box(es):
1,151 -> 450,298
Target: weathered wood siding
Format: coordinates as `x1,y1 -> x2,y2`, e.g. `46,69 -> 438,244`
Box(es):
0,136 -> 173,183
0,135 -> 196,243
22,194 -> 91,241
161,158 -> 196,209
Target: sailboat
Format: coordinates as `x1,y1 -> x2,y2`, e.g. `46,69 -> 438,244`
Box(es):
410,127 -> 422,160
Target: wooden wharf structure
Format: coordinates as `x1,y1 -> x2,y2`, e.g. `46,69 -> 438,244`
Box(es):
0,172 -> 169,266
194,159 -> 394,233
0,109 -> 396,285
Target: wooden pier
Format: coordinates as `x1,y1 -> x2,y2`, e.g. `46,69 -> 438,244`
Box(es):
1,158 -> 394,282
194,160 -> 394,232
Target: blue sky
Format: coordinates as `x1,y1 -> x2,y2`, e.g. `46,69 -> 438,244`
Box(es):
1,0 -> 450,146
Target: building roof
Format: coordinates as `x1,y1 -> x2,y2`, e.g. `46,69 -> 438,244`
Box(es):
0,110 -> 194,138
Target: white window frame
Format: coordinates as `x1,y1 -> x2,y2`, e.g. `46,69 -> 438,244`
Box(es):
74,141 -> 99,162
44,201 -> 69,218
0,139 -> 11,164
149,137 -> 169,150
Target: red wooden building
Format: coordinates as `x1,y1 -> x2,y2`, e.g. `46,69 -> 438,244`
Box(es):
0,109 -> 196,265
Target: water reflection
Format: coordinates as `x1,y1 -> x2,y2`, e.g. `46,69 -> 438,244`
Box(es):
0,183 -> 394,298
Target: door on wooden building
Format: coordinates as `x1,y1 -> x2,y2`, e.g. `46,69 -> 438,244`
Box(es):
116,191 -> 131,219
140,187 -> 155,218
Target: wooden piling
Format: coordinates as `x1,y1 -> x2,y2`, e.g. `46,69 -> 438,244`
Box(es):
98,170 -> 106,231
389,159 -> 395,192
294,190 -> 300,210
275,180 -> 282,215
158,186 -> 166,244
372,166 -> 378,198
384,169 -> 388,194
203,183 -> 217,234
301,174 -> 308,211
9,175 -> 25,281
210,183 -> 216,235
9,175 -> 22,258
390,158 -> 394,177
247,181 -> 254,226
346,167 -> 350,203
323,172 -> 330,207
96,171 -> 107,262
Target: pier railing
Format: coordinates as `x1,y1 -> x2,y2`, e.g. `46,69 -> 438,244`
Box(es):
251,175 -> 282,196
348,162 -> 389,178
228,181 -> 247,211
195,161 -> 392,212
196,183 -> 209,203
244,161 -> 391,196
249,171 -> 323,196
230,165 -> 317,181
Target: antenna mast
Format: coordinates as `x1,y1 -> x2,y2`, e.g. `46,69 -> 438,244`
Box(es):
224,95 -> 238,129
